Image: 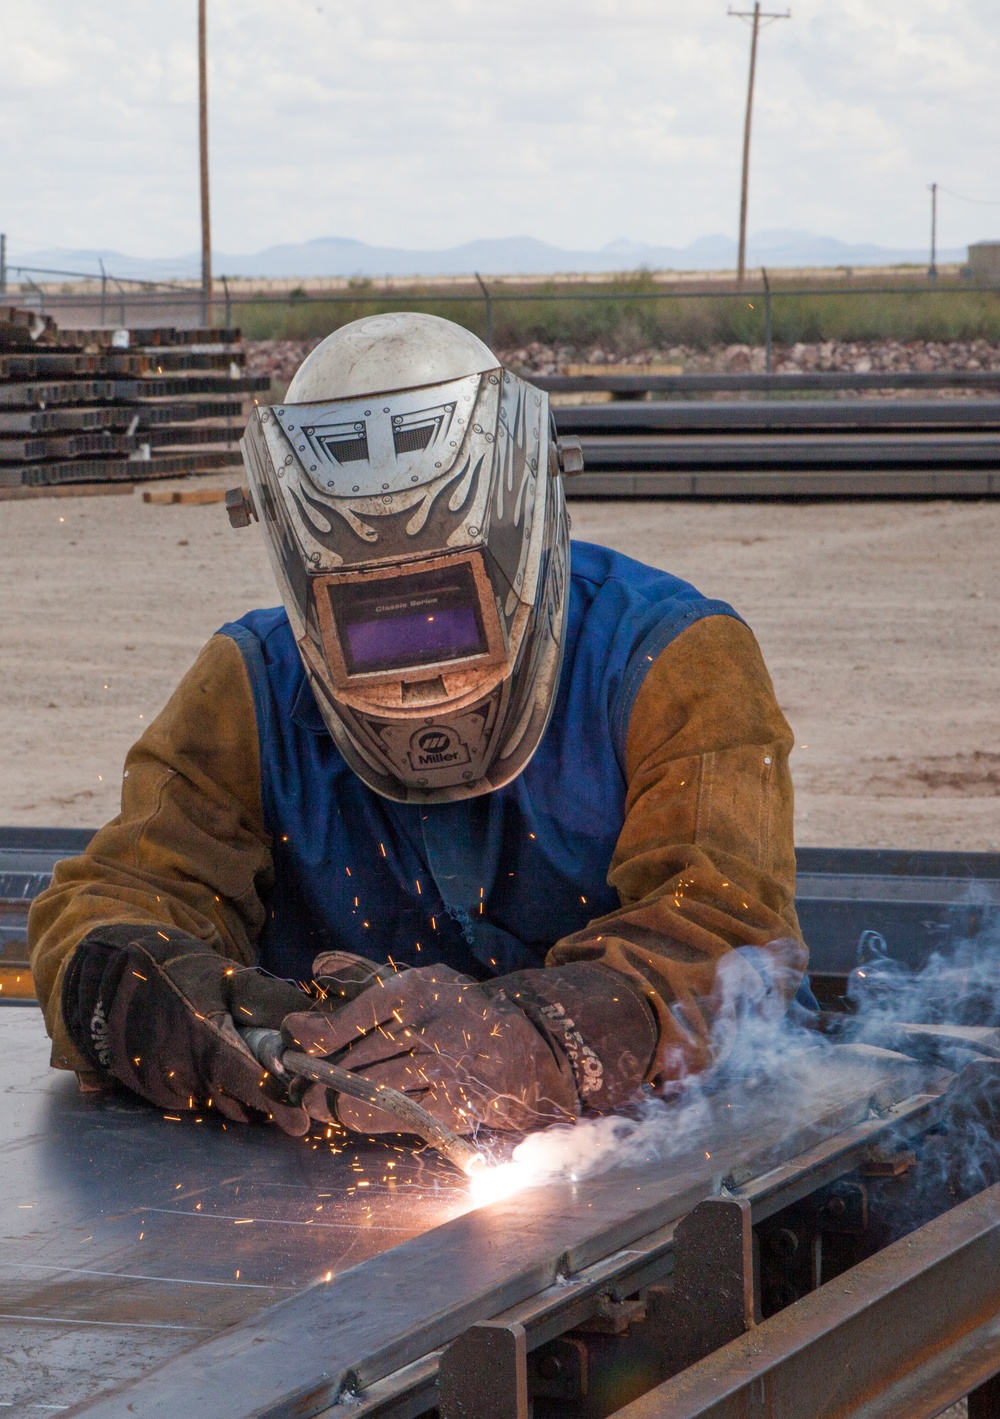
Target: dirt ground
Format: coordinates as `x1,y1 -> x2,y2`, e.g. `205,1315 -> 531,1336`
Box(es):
1,482 -> 998,852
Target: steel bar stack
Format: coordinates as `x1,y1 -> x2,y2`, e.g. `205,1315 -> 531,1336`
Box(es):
541,370 -> 1000,497
0,307 -> 269,493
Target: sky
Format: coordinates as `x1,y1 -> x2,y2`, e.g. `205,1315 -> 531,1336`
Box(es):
1,0 -> 998,262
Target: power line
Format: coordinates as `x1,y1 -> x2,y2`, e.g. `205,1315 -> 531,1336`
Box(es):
938,186 -> 1000,207
728,3 -> 790,289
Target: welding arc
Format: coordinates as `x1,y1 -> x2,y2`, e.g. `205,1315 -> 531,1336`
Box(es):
237,1027 -> 484,1175
284,1050 -> 485,1176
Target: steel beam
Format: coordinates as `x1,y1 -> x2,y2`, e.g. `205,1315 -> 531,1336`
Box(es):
537,371 -> 1000,394
573,433 -> 1000,469
325,1084 -> 944,1419
564,469 -> 1000,498
556,400 -> 1000,432
7,834 -> 1000,1012
608,1178 -> 1000,1419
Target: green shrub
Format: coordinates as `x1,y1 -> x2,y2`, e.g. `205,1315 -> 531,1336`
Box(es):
235,277 -> 1000,351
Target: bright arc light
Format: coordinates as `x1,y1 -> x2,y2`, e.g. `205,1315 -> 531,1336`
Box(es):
468,1158 -> 539,1206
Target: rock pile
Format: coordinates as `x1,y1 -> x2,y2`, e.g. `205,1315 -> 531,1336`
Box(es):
501,338 -> 1000,376
244,338 -> 323,391
244,337 -> 1000,393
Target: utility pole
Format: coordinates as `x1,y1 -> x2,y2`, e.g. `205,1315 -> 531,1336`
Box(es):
198,0 -> 212,324
729,3 -> 790,288
0,234 -> 6,298
928,182 -> 938,279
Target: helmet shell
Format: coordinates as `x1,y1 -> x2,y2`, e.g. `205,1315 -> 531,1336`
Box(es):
286,312 -> 497,403
240,312 -> 570,803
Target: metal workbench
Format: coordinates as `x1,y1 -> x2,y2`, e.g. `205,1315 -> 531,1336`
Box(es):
0,1007 -> 470,1413
5,829 -> 1000,1417
0,1005 -> 947,1416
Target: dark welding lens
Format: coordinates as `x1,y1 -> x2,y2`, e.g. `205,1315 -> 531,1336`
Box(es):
327,564 -> 488,674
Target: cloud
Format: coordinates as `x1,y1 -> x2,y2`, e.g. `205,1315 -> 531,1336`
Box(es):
0,0 -> 997,262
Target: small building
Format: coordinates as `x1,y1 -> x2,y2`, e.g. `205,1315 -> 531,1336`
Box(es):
968,242 -> 1000,281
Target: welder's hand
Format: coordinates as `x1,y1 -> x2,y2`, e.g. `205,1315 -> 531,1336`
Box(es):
281,961 -> 657,1136
61,924 -> 312,1134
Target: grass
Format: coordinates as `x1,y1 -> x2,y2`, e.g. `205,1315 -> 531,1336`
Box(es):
233,275 -> 1000,351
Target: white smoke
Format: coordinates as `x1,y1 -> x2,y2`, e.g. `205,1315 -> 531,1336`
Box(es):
471,923 -> 1000,1208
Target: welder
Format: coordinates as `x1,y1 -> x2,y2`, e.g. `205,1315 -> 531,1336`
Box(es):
29,313 -> 809,1141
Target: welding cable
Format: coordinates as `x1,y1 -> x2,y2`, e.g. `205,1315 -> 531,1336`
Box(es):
238,1027 -> 484,1176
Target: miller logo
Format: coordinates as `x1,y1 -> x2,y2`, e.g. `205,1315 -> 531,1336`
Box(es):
407,725 -> 471,771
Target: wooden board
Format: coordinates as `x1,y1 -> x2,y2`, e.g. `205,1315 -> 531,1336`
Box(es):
142,487 -> 228,505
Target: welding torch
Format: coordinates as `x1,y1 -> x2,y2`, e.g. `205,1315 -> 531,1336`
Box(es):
238,1026 -> 486,1178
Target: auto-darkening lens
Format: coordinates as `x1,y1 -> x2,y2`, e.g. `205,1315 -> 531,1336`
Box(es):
327,564 -> 488,675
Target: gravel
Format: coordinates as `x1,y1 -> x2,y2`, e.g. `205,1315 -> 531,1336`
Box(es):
245,338 -> 1000,397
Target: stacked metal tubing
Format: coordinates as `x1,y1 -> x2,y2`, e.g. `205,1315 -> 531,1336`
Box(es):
0,307 -> 268,492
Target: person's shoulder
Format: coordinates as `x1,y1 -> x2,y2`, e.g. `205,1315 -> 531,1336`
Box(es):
219,606 -> 291,646
569,539 -> 714,607
566,538 -> 745,676
217,607 -> 303,684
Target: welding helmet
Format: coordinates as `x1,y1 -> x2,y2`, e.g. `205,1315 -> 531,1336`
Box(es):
237,312 -> 575,803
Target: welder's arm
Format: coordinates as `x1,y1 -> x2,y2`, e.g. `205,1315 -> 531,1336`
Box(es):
547,614 -> 806,1087
29,635 -> 273,1074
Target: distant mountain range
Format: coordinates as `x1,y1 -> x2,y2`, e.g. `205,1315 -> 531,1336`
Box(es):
12,230 -> 964,282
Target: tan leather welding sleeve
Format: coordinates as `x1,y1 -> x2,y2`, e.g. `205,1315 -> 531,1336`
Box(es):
547,614 -> 804,1088
29,635 -> 272,1072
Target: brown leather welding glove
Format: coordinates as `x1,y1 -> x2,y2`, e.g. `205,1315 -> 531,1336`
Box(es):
280,951 -> 403,1121
61,924 -> 311,1134
281,961 -> 656,1136
310,950 -> 399,1005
